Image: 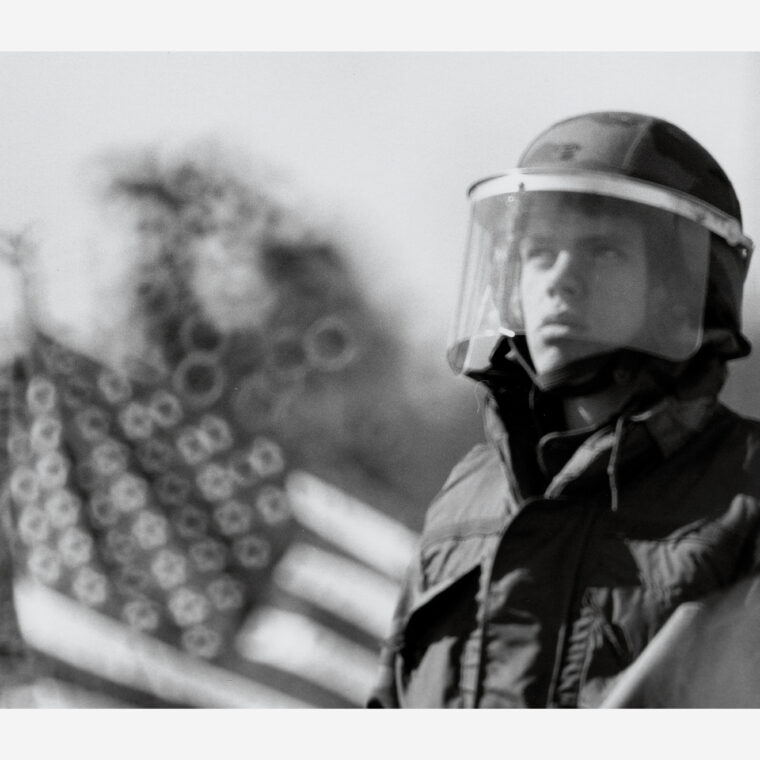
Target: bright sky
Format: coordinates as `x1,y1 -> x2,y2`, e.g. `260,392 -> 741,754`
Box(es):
1,52 -> 758,408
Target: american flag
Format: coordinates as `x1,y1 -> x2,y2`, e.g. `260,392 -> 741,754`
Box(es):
0,330 -> 416,708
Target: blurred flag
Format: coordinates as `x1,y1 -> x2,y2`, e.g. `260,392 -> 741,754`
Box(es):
0,147 -> 433,707
0,330 -> 416,707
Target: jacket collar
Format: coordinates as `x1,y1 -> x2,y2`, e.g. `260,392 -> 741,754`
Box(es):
480,366 -> 722,507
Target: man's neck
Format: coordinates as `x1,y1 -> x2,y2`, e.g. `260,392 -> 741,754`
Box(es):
562,383 -> 636,431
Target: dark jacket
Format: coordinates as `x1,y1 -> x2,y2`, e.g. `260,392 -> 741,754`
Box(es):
369,358 -> 760,708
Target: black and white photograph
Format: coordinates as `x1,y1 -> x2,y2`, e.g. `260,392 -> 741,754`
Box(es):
0,27 -> 759,746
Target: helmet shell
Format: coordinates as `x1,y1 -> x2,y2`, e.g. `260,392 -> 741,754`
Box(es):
519,112 -> 742,221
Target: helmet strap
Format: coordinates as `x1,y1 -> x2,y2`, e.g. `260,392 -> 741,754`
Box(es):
506,336 -> 638,398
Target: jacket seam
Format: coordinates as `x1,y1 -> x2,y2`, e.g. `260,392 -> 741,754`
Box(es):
421,519 -> 507,548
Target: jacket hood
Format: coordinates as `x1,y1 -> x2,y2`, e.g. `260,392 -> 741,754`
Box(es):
472,334 -> 729,399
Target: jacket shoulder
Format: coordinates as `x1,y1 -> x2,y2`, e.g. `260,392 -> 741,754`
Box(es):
421,442 -> 509,546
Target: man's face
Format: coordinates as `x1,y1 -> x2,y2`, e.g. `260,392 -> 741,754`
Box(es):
518,205 -> 649,375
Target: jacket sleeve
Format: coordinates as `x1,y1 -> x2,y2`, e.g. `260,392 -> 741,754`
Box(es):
366,554 -> 424,708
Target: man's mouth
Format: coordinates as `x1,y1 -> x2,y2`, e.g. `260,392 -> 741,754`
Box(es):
539,312 -> 586,330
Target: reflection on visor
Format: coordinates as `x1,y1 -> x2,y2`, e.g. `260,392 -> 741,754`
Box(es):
449,190 -> 711,374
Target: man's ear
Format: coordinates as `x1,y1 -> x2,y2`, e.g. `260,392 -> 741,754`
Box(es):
647,281 -> 698,357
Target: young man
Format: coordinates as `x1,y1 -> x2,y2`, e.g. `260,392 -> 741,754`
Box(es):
369,111 -> 760,708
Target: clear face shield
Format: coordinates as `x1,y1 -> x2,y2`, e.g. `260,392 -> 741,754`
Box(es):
447,171 -> 753,375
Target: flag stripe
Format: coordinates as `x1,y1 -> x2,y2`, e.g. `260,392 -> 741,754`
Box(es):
235,605 -> 378,705
14,577 -> 311,708
273,541 -> 401,639
285,470 -> 417,580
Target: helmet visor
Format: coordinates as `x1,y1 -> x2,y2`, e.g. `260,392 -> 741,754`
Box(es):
448,182 -> 712,374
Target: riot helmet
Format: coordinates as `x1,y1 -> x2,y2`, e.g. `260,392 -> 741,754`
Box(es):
448,112 -> 754,382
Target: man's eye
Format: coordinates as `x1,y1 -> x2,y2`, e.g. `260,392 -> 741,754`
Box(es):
590,246 -> 624,262
522,246 -> 556,264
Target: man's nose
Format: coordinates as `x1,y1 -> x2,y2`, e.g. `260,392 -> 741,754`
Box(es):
546,249 -> 586,298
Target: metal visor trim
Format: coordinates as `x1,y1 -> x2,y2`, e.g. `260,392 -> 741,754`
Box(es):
468,170 -> 753,256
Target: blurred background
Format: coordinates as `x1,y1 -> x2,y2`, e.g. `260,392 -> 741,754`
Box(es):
0,52 -> 758,708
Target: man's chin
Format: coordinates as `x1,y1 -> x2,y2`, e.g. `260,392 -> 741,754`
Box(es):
529,337 -> 611,375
